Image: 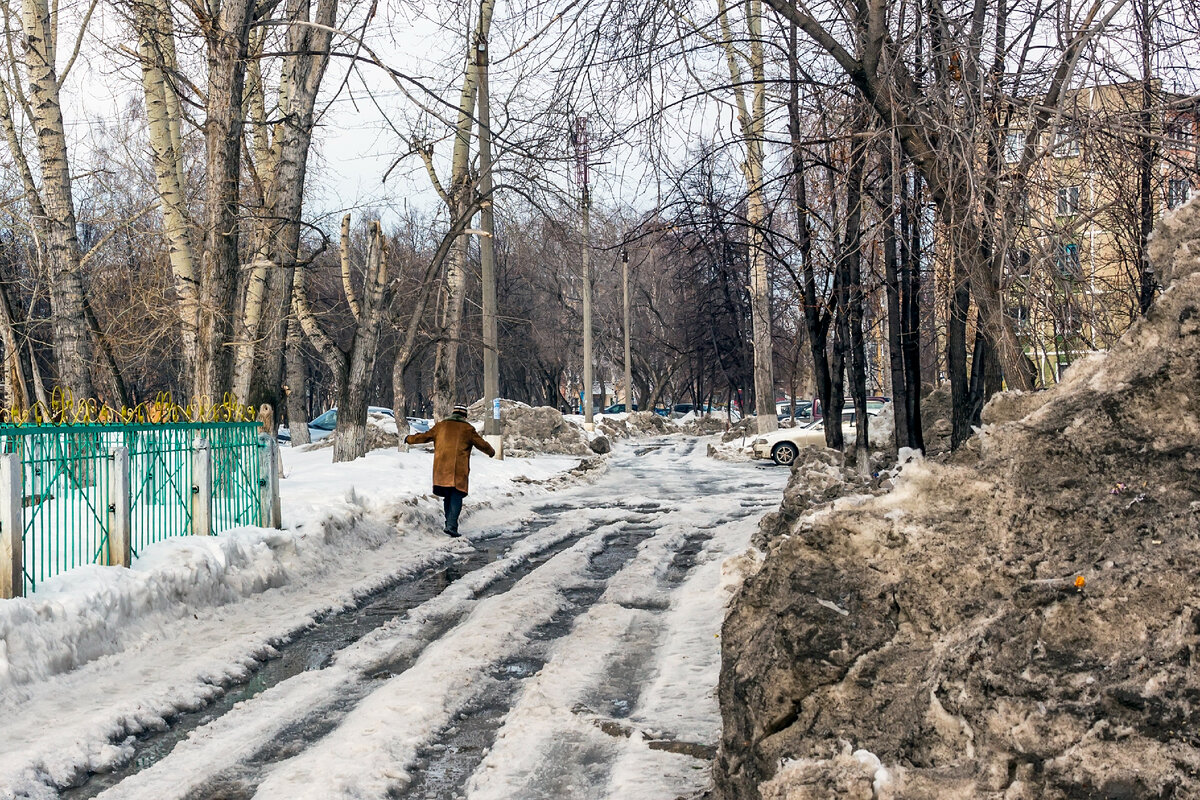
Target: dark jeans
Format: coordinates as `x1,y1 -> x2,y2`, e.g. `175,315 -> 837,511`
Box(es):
437,487 -> 466,535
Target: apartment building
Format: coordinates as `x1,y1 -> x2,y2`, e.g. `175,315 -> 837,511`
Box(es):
1004,81 -> 1197,383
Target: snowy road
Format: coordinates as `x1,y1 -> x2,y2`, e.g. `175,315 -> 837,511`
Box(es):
2,437 -> 786,800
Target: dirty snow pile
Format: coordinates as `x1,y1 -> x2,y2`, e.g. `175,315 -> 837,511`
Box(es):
307,410 -> 399,451
598,410 -> 674,439
465,405 -> 678,458
712,196 -> 1200,800
679,413 -> 731,436
495,406 -> 595,456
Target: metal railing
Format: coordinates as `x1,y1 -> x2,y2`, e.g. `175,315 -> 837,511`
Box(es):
0,421 -> 280,597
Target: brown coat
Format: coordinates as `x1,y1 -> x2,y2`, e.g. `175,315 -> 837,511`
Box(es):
405,416 -> 495,494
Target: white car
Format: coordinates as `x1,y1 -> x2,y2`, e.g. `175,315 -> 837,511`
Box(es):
750,410 -> 875,466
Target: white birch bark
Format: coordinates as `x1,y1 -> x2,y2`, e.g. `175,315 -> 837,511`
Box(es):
430,0 -> 495,418
233,0 -> 337,405
134,0 -> 199,386
17,0 -> 94,399
717,0 -> 776,434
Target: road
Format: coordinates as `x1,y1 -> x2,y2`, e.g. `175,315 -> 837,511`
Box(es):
4,437 -> 787,800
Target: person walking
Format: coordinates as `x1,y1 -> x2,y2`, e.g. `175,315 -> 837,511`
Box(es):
405,402 -> 496,537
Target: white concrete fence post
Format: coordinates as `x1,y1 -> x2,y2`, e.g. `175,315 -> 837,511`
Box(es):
258,434 -> 281,529
0,453 -> 23,599
192,437 -> 212,536
107,447 -> 131,568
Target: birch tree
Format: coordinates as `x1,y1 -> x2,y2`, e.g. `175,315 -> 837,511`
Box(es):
293,215 -> 389,462
425,0 -> 495,418
715,0 -> 776,434
130,0 -> 198,385
0,0 -> 96,399
232,0 -> 338,407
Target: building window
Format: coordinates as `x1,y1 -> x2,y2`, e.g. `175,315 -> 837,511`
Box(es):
1015,191 -> 1031,225
1053,126 -> 1080,157
1167,119 -> 1194,149
1009,303 -> 1031,334
1056,242 -> 1082,280
1006,248 -> 1031,279
1004,132 -> 1026,163
1056,185 -> 1080,216
1167,178 -> 1190,209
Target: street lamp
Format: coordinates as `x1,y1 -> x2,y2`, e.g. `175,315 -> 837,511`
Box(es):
622,246 -> 633,414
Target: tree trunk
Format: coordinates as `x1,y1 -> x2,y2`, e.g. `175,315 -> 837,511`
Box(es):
718,0 -> 775,435
882,139 -> 909,452
844,116 -> 869,457
430,0 -> 495,417
21,0 -> 94,400
787,21 -> 834,444
237,0 -> 338,407
333,222 -> 389,462
1136,0 -> 1157,314
284,317 -> 311,445
899,170 -> 925,451
948,245 -> 972,449
0,276 -> 29,412
194,0 -> 255,400
134,0 -> 198,390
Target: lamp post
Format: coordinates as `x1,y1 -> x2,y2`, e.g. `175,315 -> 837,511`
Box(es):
477,25 -> 502,456
573,117 -> 593,429
622,247 -> 633,413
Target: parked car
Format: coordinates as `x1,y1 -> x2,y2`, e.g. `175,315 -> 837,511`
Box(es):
777,400 -> 814,421
602,403 -> 638,413
750,410 -> 877,466
811,396 -> 889,420
278,406 -> 402,443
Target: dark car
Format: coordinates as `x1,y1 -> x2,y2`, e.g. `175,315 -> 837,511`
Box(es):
602,403 -> 638,413
778,400 -> 814,421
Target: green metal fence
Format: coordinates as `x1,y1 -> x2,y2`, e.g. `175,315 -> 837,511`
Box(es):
127,427 -> 197,557
0,421 -> 266,595
209,425 -> 265,531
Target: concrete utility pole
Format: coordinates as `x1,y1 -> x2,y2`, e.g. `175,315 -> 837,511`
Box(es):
622,247 -> 633,412
477,26 -> 502,457
573,117 -> 594,428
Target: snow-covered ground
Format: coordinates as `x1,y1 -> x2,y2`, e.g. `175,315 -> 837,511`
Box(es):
0,436 -> 788,799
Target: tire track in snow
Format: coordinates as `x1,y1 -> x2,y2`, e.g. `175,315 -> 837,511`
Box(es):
65,436 -> 785,800
84,502 -> 666,800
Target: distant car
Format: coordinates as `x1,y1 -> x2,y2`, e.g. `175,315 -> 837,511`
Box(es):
406,417 -> 433,433
751,410 -> 878,466
602,403 -> 638,413
278,405 -> 396,443
811,396 -> 889,419
778,400 -> 813,421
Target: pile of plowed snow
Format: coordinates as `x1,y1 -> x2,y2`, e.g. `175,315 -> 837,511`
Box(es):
308,411 -> 398,452
712,195 -> 1200,800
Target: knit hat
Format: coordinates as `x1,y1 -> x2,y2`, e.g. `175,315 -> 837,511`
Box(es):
452,403 -> 469,415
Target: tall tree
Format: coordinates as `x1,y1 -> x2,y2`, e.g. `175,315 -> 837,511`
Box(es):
716,0 -> 777,434
0,0 -> 96,399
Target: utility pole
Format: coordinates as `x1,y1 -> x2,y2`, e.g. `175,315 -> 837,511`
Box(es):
622,247 -> 633,412
477,22 -> 502,457
572,117 -> 594,428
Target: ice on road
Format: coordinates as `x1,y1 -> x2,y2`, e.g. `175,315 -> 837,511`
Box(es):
1,436 -> 786,800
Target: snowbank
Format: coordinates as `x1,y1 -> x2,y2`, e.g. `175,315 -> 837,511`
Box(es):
713,194 -> 1200,799
0,446 -> 581,692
